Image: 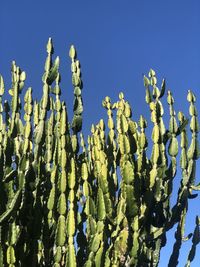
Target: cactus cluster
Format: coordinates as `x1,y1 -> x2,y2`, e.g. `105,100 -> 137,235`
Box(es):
0,39 -> 199,267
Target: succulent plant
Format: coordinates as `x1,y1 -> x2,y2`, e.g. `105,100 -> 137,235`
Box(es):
0,39 -> 199,267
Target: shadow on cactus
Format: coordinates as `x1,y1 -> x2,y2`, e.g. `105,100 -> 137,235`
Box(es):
0,38 -> 199,267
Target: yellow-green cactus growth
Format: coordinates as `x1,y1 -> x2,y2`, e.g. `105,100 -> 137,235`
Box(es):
0,39 -> 198,267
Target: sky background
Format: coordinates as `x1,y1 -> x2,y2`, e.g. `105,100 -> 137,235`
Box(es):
1,1 -> 200,266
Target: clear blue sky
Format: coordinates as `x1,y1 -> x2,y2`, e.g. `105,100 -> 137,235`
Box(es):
1,1 -> 200,266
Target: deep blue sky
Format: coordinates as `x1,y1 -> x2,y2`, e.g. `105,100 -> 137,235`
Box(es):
1,1 -> 200,266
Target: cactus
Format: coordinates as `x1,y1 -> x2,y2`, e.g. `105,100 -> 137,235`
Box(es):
0,39 -> 199,267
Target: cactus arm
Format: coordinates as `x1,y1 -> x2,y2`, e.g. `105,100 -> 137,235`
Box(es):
184,216 -> 200,267
70,45 -> 83,136
168,207 -> 187,267
0,190 -> 22,224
